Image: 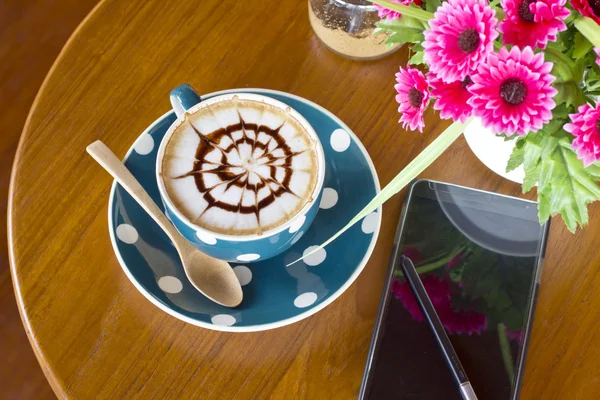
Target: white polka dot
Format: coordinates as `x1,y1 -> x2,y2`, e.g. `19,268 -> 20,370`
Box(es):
320,188 -> 339,209
362,212 -> 379,234
237,253 -> 260,262
291,231 -> 304,245
157,276 -> 183,293
116,224 -> 138,244
134,133 -> 154,155
294,292 -> 318,308
269,235 -> 280,244
196,230 -> 217,245
303,246 -> 327,266
233,266 -> 252,286
330,128 -> 351,152
211,314 -> 236,326
288,215 -> 306,233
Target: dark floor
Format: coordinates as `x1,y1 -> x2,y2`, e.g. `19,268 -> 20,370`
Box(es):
0,1 -> 98,398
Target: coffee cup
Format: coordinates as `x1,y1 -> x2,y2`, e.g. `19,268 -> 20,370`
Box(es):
156,84 -> 326,262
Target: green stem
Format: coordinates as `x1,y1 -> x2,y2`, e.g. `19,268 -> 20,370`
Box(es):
574,17 -> 600,49
395,245 -> 467,277
291,119 -> 473,265
368,0 -> 434,21
498,323 -> 515,385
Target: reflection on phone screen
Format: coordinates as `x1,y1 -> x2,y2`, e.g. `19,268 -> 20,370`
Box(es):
364,182 -> 546,400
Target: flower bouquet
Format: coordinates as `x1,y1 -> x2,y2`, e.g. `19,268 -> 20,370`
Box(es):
298,0 -> 600,262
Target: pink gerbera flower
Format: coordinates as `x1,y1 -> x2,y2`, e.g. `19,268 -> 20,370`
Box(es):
595,48 -> 600,66
571,0 -> 600,24
500,0 -> 570,49
392,276 -> 487,335
429,74 -> 474,123
468,46 -> 557,136
375,0 -> 423,20
423,0 -> 499,83
564,104 -> 600,166
395,66 -> 430,132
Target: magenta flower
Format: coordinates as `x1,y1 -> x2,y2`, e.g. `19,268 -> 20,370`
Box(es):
429,74 -> 474,123
423,0 -> 499,83
402,247 -> 422,262
505,327 -> 523,342
500,0 -> 570,49
395,66 -> 430,132
468,46 -> 557,136
595,48 -> 600,66
392,276 -> 488,335
447,253 -> 463,269
564,104 -> 600,166
375,0 -> 423,20
571,0 -> 600,24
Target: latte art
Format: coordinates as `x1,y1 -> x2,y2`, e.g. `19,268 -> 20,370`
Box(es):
162,97 -> 320,236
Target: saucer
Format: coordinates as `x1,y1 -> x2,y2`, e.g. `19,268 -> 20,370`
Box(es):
108,89 -> 381,332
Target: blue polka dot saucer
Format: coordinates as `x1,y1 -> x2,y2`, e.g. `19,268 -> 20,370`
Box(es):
108,89 -> 381,332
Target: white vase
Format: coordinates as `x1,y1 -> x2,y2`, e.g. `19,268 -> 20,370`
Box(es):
463,118 -> 525,184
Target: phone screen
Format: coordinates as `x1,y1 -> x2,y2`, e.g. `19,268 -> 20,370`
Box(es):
361,181 -> 549,400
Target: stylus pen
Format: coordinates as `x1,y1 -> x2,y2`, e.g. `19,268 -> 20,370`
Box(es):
400,255 -> 478,400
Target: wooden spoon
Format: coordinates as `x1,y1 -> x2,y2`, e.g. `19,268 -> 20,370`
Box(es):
87,140 -> 243,308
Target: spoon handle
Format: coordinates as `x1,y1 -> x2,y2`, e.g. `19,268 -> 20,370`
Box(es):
86,140 -> 186,250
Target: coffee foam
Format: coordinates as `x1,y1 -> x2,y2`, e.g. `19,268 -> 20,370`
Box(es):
161,97 -> 319,236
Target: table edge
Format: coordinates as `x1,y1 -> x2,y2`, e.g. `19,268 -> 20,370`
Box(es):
7,0 -> 109,397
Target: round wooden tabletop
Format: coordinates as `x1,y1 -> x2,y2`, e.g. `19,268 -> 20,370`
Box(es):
9,0 -> 600,398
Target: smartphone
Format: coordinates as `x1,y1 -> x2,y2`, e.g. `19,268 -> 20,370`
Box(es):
360,180 -> 550,400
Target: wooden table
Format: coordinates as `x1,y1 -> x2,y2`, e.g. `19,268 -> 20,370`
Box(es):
1,1 -> 99,398
9,0 -> 600,398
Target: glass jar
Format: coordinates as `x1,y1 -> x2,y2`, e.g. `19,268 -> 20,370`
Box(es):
308,0 -> 401,60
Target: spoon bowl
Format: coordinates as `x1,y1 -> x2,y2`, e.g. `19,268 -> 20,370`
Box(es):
87,140 -> 243,307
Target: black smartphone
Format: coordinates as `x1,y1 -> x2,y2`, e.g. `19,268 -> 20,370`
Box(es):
360,180 -> 550,400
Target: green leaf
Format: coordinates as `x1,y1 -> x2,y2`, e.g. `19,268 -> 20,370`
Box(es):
510,106 -> 600,232
521,132 -> 544,193
496,133 -> 518,142
424,0 -> 442,13
506,138 -> 525,173
584,63 -> 600,92
409,50 -> 424,65
547,37 -> 567,53
519,124 -> 600,231
369,0 -> 434,21
552,103 -> 571,119
376,16 -> 426,45
553,82 -> 586,108
375,15 -> 426,31
573,32 -> 594,60
575,17 -> 600,50
557,28 -> 575,53
408,42 -> 424,63
522,164 -> 541,193
386,30 -> 424,45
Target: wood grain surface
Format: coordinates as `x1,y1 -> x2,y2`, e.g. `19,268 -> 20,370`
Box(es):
1,1 -> 98,398
8,0 -> 600,398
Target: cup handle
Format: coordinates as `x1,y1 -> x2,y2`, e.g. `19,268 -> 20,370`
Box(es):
170,84 -> 202,119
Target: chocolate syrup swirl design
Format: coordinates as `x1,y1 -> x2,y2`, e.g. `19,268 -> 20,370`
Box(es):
171,111 -> 316,232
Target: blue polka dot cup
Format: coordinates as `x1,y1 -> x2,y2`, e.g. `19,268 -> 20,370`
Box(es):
155,85 -> 326,263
